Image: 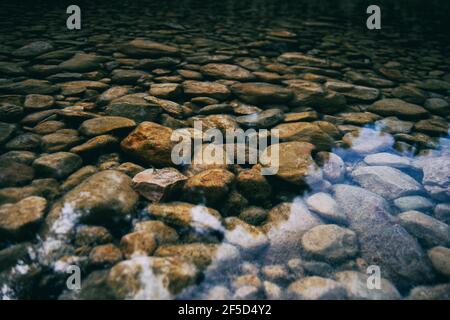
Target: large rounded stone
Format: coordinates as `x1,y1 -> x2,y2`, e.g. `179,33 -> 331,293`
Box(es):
351,166 -> 424,200
200,63 -> 255,81
120,121 -> 175,166
231,82 -> 293,105
0,196 -> 47,239
334,184 -> 433,287
32,152 -> 82,179
427,246 -> 450,277
79,116 -> 136,137
120,39 -> 179,57
301,224 -> 358,261
287,276 -> 347,300
44,170 -> 139,227
183,169 -> 235,205
273,122 -> 334,150
368,99 -> 429,120
260,141 -> 322,186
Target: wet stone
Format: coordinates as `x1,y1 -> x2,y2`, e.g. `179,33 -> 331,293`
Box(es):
59,53 -> 106,73
13,41 -> 53,58
398,210 -> 450,247
301,224 -> 358,262
120,121 -> 175,166
79,116 -> 136,137
394,196 -> 434,212
334,184 -> 433,287
236,109 -> 284,129
424,98 -> 449,116
132,168 -> 187,202
105,94 -> 162,123
0,161 -> 35,188
0,122 -> 16,144
200,63 -> 255,81
287,276 -> 348,300
306,192 -> 347,225
0,196 -> 47,240
351,166 -> 424,200
32,152 -> 82,179
44,170 -> 139,227
368,99 -> 429,120
89,244 -> 123,267
427,246 -> 450,277
231,82 -> 293,105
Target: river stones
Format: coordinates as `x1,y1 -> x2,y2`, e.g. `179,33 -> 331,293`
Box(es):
0,196 -> 47,240
325,80 -> 380,102
98,86 -> 131,106
59,53 -> 106,72
182,81 -> 230,100
89,244 -> 123,267
301,224 -> 358,262
132,168 -> 187,202
149,83 -> 182,99
32,152 -> 82,179
44,170 -> 139,227
147,202 -> 222,231
368,99 -> 429,119
105,94 -> 162,122
287,276 -> 348,300
120,121 -> 175,166
183,169 -> 235,206
273,122 -> 334,150
427,246 -> 450,277
343,128 -> 394,154
13,41 -> 53,58
133,220 -> 179,245
351,166 -> 424,200
277,52 -> 331,67
398,211 -> 450,247
424,98 -> 449,116
334,184 -> 433,287
0,122 -> 16,144
200,63 -> 255,81
0,161 -> 34,188
79,116 -> 136,137
120,231 -> 157,259
335,271 -> 401,300
260,141 -> 322,186
236,109 -> 284,128
416,156 -> 450,201
263,201 -> 322,261
23,94 -> 54,110
231,82 -> 293,105
2,0 -> 450,301
105,256 -> 198,299
70,135 -> 119,155
306,192 -> 347,224
0,79 -> 57,95
120,39 -> 179,57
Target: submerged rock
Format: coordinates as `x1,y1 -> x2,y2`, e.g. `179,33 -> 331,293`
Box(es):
351,166 -> 424,200
132,168 -> 187,202
0,196 -> 47,240
334,184 -> 433,287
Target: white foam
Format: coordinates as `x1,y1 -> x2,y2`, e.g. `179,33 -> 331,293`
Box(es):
127,255 -> 172,300
190,205 -> 224,232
